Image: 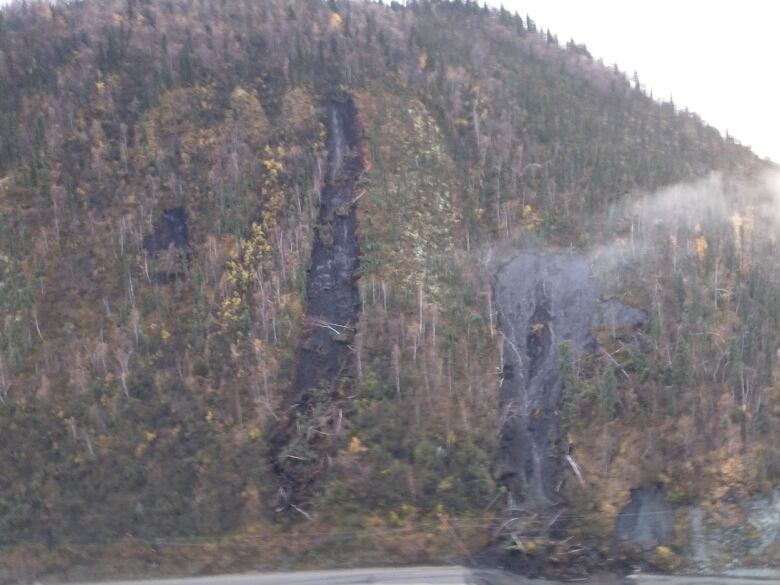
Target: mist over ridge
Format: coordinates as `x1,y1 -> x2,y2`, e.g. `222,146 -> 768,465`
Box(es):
0,0 -> 777,579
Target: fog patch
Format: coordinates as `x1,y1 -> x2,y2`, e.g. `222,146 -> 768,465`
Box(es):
590,169 -> 780,278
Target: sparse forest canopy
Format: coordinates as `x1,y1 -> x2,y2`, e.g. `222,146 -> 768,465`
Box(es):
0,0 -> 773,577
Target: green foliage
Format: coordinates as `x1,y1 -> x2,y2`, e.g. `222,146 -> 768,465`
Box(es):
0,0 -> 769,573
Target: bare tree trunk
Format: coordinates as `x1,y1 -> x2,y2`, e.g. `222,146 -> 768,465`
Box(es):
487,290 -> 495,339
116,348 -> 133,398
0,354 -> 10,403
472,101 -> 481,152
392,343 -> 401,399
355,320 -> 365,382
235,387 -> 243,424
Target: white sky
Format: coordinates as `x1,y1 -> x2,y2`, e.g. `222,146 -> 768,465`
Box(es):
492,0 -> 780,162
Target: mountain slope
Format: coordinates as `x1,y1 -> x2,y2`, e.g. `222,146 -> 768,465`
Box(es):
0,0 -> 774,578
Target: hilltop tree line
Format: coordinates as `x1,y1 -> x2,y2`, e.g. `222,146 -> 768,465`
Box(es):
0,0 -> 767,571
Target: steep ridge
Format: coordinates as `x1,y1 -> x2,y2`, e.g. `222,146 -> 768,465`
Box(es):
0,0 -> 773,577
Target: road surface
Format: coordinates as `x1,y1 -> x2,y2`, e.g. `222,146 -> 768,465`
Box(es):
630,573 -> 780,585
62,567 -> 528,585
58,568 -> 780,585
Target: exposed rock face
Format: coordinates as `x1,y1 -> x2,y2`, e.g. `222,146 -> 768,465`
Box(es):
271,98 -> 363,506
689,488 -> 780,571
615,486 -> 674,549
293,99 -> 363,403
494,253 -> 599,506
748,489 -> 780,555
494,253 -> 648,509
492,252 -> 780,573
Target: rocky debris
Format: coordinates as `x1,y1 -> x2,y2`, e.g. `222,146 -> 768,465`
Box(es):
293,98 -> 362,404
270,98 -> 363,506
494,253 -> 599,506
598,298 -> 648,330
689,488 -> 780,571
615,485 -> 674,550
747,487 -> 780,555
494,253 -> 648,512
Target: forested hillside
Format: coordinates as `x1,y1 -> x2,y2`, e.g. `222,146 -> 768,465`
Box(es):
0,0 -> 775,579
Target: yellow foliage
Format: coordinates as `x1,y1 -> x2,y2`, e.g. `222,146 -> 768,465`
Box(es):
694,235 -> 708,261
521,204 -> 542,230
223,145 -> 286,303
145,431 -> 157,442
650,544 -> 683,571
273,290 -> 297,315
223,144 -> 283,297
262,157 -> 284,177
732,212 -> 743,250
387,510 -> 401,526
160,329 -> 171,341
418,52 -> 428,70
348,436 -> 368,453
387,503 -> 418,527
252,338 -> 264,355
219,292 -> 245,326
329,11 -> 342,29
248,426 -> 261,440
437,477 -> 453,492
730,207 -> 755,268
